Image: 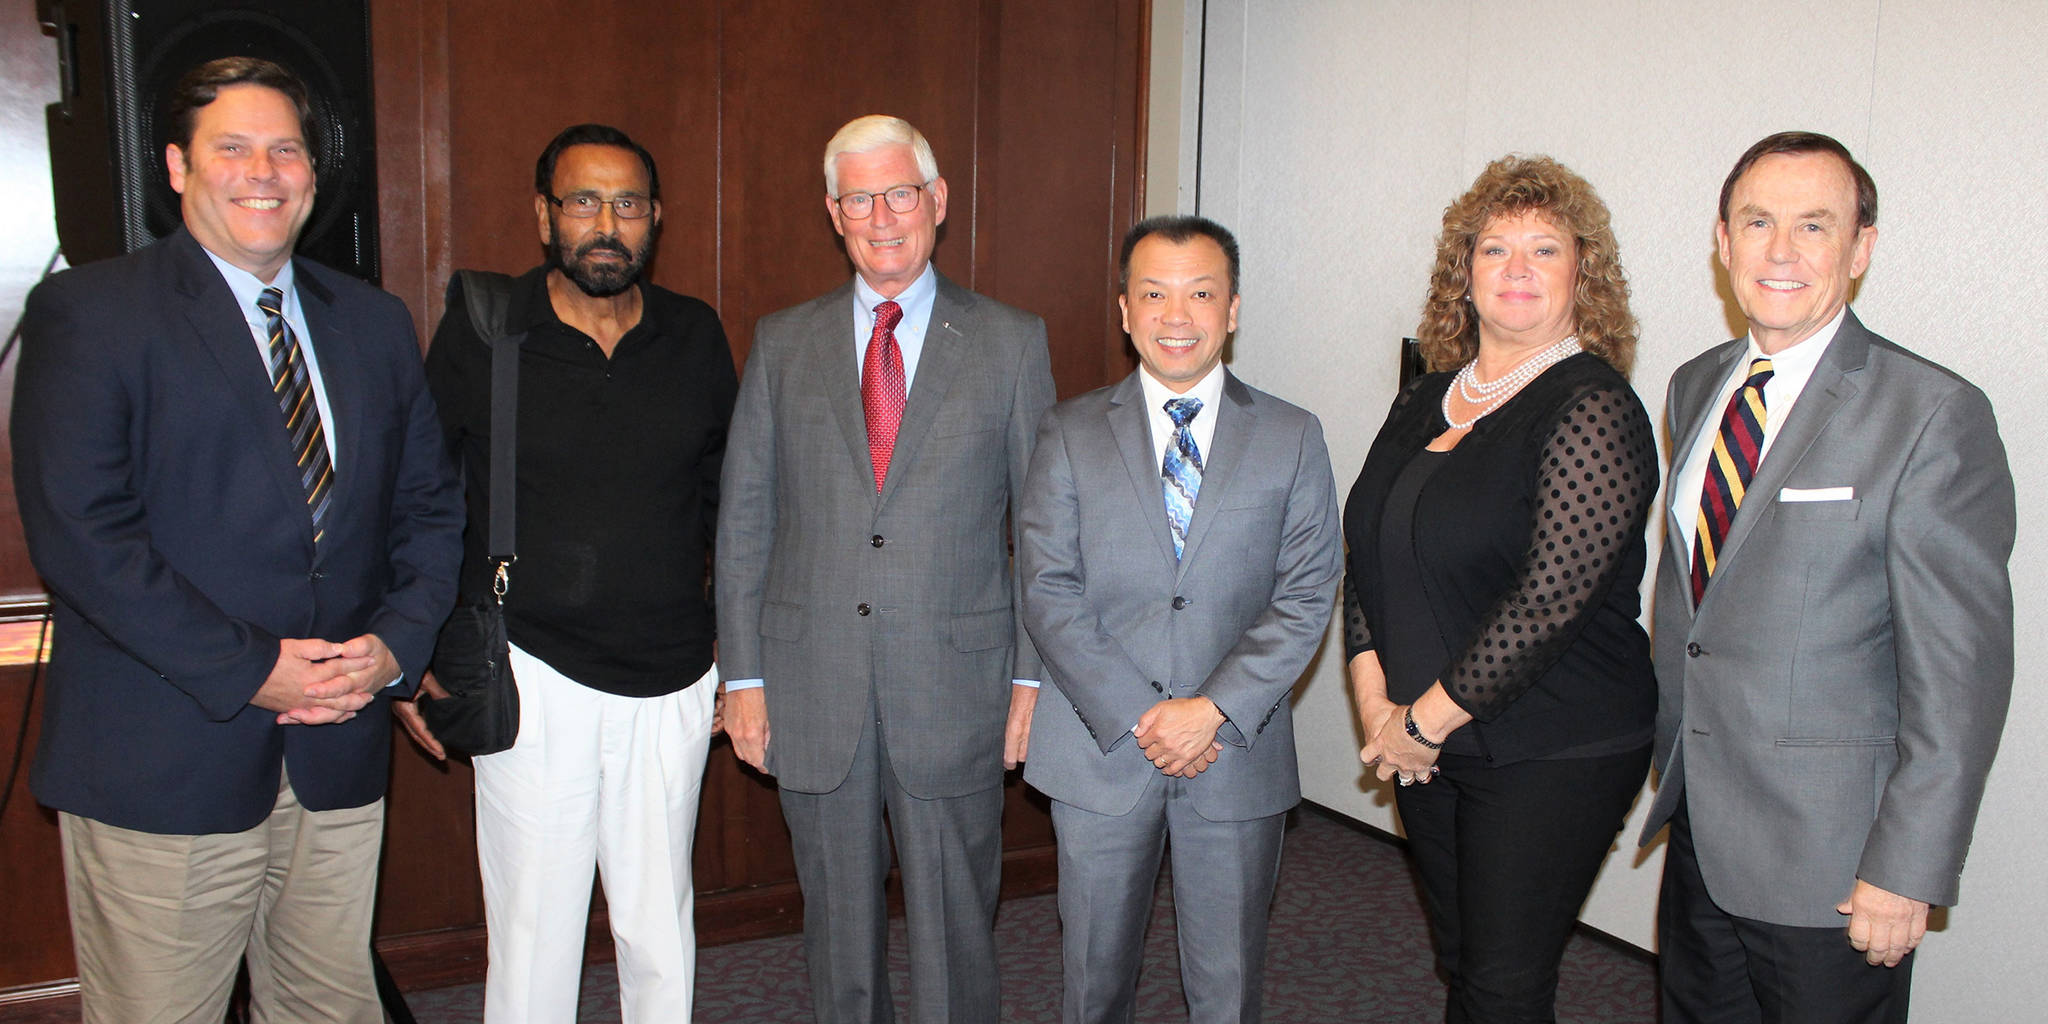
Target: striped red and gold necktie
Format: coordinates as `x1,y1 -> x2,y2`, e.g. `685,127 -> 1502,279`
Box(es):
258,287 -> 334,544
1691,357 -> 1774,604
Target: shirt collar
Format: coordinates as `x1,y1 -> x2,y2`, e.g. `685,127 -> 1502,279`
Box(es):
1740,304 -> 1847,378
854,263 -> 938,322
1137,361 -> 1227,417
203,248 -> 297,319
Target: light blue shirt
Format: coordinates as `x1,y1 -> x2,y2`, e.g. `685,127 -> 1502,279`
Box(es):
727,263 -> 1037,693
202,252 -> 337,461
852,262 -> 937,390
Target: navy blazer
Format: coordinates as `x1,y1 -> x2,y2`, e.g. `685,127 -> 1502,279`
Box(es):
12,228 -> 464,834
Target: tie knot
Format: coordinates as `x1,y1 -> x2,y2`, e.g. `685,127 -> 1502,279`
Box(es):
257,286 -> 284,318
1745,357 -> 1775,389
1164,396 -> 1202,427
872,300 -> 902,333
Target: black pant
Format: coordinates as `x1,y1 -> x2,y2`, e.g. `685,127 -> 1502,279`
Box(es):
1393,744 -> 1650,1024
1659,799 -> 1913,1024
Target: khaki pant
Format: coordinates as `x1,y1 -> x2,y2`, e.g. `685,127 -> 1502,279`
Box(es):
60,769 -> 385,1024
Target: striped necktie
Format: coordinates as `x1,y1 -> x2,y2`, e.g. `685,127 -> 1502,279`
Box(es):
1691,357 -> 1774,604
1162,396 -> 1204,559
258,287 -> 334,544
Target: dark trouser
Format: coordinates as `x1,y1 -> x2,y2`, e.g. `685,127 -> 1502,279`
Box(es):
1659,799 -> 1913,1024
1393,744 -> 1649,1024
778,707 -> 1004,1024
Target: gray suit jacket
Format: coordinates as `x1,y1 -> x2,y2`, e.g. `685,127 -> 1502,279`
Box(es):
715,272 -> 1055,798
1640,310 -> 2015,926
1019,370 -> 1341,821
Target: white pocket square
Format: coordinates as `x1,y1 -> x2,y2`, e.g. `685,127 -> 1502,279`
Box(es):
1780,486 -> 1854,502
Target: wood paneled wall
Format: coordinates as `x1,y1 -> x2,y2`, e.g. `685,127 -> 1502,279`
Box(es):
1,0 -> 1148,1005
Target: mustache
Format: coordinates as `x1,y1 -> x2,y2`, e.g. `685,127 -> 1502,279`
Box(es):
575,236 -> 633,260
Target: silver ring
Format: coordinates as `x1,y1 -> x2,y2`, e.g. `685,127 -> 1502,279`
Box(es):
1397,774 -> 1415,787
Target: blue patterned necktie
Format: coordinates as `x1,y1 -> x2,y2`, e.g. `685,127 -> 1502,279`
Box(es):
1162,396 -> 1204,559
259,287 -> 333,544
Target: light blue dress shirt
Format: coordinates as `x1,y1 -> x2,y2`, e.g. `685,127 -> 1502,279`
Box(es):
202,252 -> 337,460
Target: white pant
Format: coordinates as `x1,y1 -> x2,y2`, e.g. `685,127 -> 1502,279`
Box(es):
475,643 -> 716,1024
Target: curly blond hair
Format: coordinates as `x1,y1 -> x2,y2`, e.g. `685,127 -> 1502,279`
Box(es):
1416,155 -> 1637,376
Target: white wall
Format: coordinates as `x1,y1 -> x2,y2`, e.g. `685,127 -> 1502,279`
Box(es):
1160,0 -> 2048,1013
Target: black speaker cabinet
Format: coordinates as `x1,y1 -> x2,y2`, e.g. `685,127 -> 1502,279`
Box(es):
39,0 -> 380,282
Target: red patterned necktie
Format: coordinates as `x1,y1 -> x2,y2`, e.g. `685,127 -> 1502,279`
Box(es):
1691,357 -> 1775,604
861,300 -> 906,493
259,287 -> 334,544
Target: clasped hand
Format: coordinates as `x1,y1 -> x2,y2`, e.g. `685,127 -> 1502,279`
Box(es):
1356,699 -> 1440,786
1134,696 -> 1225,777
253,634 -> 399,726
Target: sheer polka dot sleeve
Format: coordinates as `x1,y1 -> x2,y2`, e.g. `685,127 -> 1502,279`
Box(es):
1442,383 -> 1657,720
1342,568 -> 1373,659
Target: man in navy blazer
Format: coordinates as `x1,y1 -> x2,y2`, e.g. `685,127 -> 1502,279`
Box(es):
11,58 -> 462,1023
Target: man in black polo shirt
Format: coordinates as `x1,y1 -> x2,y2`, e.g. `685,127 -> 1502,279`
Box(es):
396,123 -> 736,1022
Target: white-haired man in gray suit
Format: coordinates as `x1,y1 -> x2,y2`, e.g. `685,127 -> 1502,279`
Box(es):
717,114 -> 1055,1024
1643,130 -> 2016,1024
1019,215 -> 1341,1024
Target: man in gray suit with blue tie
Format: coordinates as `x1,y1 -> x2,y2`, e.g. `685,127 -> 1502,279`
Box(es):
1642,131 -> 2016,1024
1018,215 -> 1341,1024
717,114 -> 1056,1024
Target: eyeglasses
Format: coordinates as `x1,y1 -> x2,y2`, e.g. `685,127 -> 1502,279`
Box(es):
833,182 -> 927,220
546,192 -> 655,220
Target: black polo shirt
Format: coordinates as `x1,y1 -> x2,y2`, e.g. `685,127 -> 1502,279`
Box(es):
425,267 -> 736,697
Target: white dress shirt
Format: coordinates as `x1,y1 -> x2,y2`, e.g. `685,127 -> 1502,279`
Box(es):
1124,362 -> 1227,729
1138,362 -> 1226,475
1672,306 -> 1847,552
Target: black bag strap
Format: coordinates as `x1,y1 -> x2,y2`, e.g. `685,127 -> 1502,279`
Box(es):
454,270 -> 523,599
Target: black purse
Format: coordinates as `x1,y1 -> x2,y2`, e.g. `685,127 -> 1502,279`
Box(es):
419,271 -> 523,756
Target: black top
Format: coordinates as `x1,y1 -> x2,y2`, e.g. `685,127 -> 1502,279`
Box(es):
1342,353 -> 1658,765
425,267 -> 738,697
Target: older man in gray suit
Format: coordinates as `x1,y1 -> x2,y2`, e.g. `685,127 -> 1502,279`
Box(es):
1642,131 -> 2015,1024
717,114 -> 1055,1024
1019,215 -> 1341,1024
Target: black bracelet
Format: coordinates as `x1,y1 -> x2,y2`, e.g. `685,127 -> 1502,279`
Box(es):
1404,706 -> 1442,750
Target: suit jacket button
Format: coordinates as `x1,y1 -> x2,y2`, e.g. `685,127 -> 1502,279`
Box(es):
871,535 -> 885,548
1171,596 -> 1187,610
1151,680 -> 1163,692
857,603 -> 871,616
1686,642 -> 1704,657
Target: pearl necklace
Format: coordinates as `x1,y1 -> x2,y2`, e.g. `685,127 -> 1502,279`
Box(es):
1440,335 -> 1582,430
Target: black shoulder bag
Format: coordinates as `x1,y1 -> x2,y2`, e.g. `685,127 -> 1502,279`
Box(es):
419,270 -> 523,756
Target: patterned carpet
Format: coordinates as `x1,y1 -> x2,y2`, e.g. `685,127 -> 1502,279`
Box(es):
401,807 -> 1655,1022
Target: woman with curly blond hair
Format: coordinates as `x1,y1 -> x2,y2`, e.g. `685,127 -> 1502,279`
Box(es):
1343,155 -> 1659,1022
